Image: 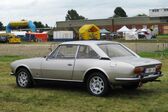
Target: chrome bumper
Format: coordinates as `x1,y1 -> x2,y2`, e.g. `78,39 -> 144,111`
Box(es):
115,73 -> 163,82
10,72 -> 15,76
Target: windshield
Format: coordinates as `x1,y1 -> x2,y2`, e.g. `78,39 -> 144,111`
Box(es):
98,44 -> 135,58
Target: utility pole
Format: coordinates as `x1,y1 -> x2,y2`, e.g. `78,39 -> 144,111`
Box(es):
111,18 -> 114,32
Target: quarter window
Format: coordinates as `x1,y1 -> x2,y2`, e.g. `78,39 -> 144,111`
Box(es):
77,45 -> 99,59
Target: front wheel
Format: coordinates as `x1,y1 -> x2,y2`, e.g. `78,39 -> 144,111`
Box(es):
16,68 -> 34,88
87,72 -> 109,96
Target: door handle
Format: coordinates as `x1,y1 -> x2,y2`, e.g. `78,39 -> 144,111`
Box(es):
67,64 -> 73,66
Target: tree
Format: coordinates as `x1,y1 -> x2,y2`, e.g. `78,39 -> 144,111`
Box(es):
33,21 -> 45,28
113,7 -> 127,17
0,22 -> 5,30
33,21 -> 50,28
45,24 -> 49,28
136,13 -> 147,17
65,9 -> 85,20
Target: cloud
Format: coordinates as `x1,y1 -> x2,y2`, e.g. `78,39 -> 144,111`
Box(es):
0,0 -> 167,26
0,0 -> 38,10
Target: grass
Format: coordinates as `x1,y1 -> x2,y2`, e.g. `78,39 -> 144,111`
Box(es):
138,49 -> 168,58
0,53 -> 168,112
157,34 -> 168,39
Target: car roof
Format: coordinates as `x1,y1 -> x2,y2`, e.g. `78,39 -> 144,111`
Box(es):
60,40 -> 119,46
59,41 -> 120,58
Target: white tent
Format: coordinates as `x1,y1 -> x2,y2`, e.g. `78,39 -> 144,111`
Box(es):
117,26 -> 131,39
141,28 -> 147,32
131,28 -> 137,32
100,29 -> 110,34
125,31 -> 138,40
117,26 -> 131,33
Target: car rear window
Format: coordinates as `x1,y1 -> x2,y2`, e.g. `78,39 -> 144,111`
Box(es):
98,44 -> 135,58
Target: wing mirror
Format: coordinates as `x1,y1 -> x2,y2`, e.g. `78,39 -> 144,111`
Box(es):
48,48 -> 52,52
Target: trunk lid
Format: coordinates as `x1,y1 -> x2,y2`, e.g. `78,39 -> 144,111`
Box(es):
111,56 -> 161,67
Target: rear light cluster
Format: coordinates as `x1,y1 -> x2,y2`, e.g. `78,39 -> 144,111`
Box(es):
156,64 -> 162,72
134,64 -> 162,75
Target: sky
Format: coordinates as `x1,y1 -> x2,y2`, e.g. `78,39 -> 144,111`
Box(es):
0,0 -> 167,27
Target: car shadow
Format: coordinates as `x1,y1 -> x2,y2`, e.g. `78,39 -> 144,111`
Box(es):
34,80 -> 87,92
107,87 -> 157,98
32,80 -> 159,98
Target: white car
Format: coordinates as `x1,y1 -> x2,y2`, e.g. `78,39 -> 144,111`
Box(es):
10,41 -> 163,96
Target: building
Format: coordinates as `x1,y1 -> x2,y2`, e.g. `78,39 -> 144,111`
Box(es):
56,8 -> 168,34
149,8 -> 168,17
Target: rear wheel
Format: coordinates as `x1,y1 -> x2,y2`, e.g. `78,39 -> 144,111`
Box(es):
16,68 -> 34,88
86,72 -> 109,96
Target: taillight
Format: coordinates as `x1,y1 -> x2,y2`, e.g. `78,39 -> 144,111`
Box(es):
156,64 -> 162,72
134,67 -> 144,75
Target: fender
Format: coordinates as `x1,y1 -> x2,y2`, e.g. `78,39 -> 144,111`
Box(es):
15,64 -> 33,76
83,67 -> 110,81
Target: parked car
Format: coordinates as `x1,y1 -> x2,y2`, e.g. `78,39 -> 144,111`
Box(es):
10,41 -> 163,96
110,32 -> 118,37
0,36 -> 8,43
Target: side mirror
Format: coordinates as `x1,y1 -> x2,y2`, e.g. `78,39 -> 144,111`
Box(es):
48,48 -> 52,52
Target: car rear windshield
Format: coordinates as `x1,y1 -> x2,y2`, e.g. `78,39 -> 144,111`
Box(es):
98,44 -> 135,58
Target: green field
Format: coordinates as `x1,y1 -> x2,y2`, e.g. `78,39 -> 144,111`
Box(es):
157,34 -> 168,39
0,53 -> 168,112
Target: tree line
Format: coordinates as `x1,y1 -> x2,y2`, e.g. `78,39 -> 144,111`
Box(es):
0,21 -> 50,31
65,7 -> 147,21
0,7 -> 147,30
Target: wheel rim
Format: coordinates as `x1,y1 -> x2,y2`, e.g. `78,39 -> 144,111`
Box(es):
89,76 -> 104,95
18,71 -> 28,87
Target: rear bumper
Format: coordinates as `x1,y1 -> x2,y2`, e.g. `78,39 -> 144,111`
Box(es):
115,73 -> 163,83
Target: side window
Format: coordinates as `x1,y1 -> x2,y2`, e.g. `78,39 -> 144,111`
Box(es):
77,45 -> 99,59
56,45 -> 78,59
48,47 -> 59,59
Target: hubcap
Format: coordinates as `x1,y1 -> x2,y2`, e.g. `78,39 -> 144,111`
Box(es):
89,76 -> 104,95
18,71 -> 28,87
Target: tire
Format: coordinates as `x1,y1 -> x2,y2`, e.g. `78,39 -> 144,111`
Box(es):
16,68 -> 34,88
122,84 -> 139,90
86,72 -> 109,96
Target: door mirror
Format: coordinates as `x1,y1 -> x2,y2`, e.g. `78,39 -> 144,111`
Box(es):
48,48 -> 52,52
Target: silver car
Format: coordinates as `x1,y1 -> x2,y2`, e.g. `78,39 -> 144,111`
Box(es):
10,41 -> 162,96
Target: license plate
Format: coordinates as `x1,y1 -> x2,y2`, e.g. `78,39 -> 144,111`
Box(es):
145,67 -> 156,73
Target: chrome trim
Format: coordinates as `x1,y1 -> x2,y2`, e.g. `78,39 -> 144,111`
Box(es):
74,45 -> 80,59
33,77 -> 83,82
115,74 -> 162,81
115,77 -> 140,81
10,72 -> 15,76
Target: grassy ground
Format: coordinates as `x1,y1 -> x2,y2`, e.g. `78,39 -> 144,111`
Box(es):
157,34 -> 168,39
0,53 -> 168,112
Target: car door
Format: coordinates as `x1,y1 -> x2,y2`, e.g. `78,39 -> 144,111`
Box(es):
41,44 -> 78,80
73,45 -> 100,81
